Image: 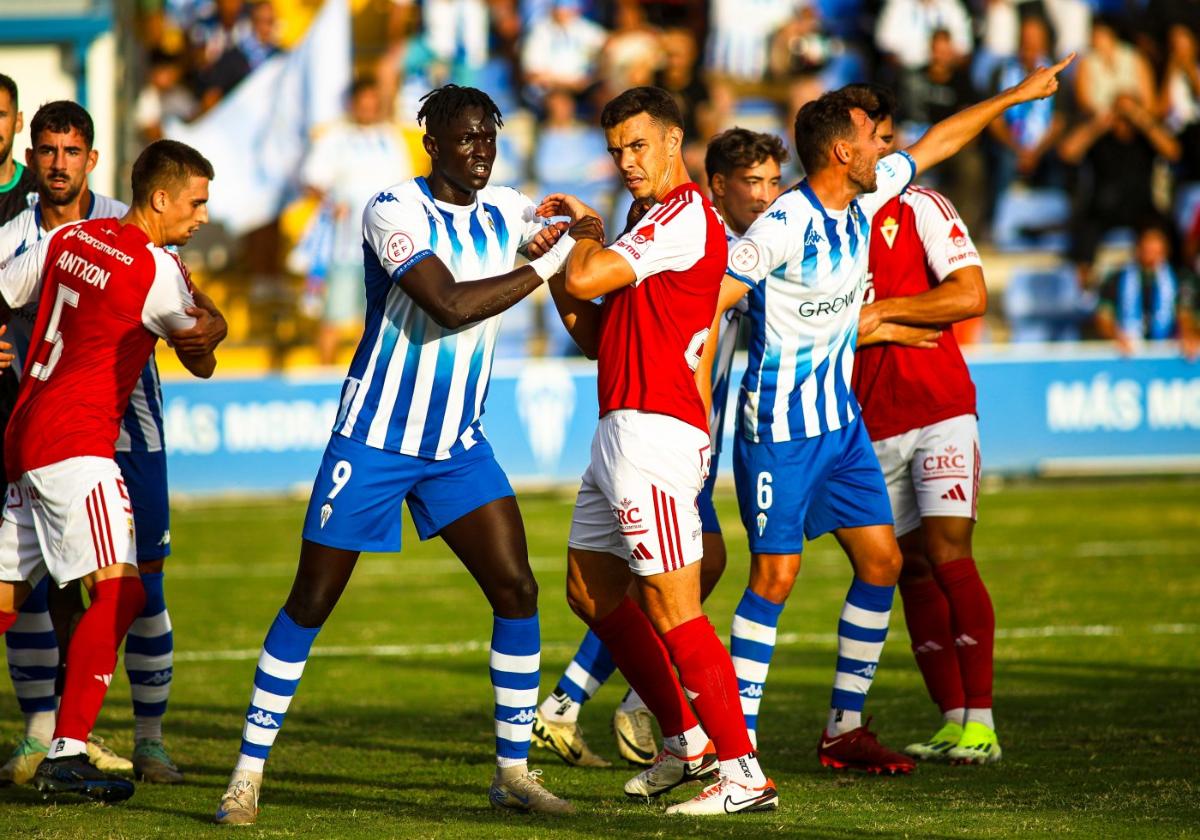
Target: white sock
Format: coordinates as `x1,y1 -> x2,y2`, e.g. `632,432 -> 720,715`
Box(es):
966,707 -> 995,730
235,754 -> 265,773
944,707 -> 966,726
48,737 -> 87,759
720,752 -> 767,787
826,708 -> 862,737
496,756 -> 527,770
538,690 -> 580,724
663,723 -> 708,759
25,710 -> 55,744
618,688 -> 647,714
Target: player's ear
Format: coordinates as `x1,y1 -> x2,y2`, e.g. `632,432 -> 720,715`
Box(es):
710,173 -> 726,199
422,133 -> 438,162
833,138 -> 852,166
86,149 -> 98,175
667,125 -> 683,154
151,188 -> 168,213
24,146 -> 32,168
14,111 -> 21,134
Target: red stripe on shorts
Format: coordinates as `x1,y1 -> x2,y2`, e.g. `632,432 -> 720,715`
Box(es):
97,486 -> 117,567
652,486 -> 670,572
86,491 -> 107,568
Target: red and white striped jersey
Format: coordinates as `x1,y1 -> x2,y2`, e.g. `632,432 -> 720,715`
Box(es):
853,185 -> 981,441
0,217 -> 196,479
598,183 -> 728,432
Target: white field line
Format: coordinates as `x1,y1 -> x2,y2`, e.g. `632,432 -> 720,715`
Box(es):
174,623 -> 1199,664
163,539 -> 1197,581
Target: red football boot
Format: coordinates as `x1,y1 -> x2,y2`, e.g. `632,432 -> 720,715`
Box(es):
817,719 -> 917,775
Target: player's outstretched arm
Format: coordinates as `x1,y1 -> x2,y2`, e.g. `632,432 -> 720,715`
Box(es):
868,265 -> 987,329
537,192 -> 639,300
906,53 -> 1075,176
544,216 -> 606,358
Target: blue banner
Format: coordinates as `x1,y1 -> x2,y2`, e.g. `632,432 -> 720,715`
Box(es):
160,347 -> 1200,495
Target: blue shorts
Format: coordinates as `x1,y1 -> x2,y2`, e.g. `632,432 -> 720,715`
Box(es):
115,449 -> 171,563
301,434 -> 515,553
733,418 -> 892,555
697,459 -> 722,535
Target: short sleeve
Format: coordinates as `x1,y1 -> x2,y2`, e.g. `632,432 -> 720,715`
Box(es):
0,227 -> 57,309
498,188 -> 543,251
725,198 -> 798,289
910,189 -> 982,281
608,197 -> 706,284
362,190 -> 436,281
142,251 -> 198,339
857,151 -> 916,220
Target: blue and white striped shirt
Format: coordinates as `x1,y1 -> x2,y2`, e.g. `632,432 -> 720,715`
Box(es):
726,151 -> 916,442
0,193 -> 167,454
332,177 -> 543,459
708,225 -> 747,459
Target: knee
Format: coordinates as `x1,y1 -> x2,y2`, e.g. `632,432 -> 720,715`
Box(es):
565,577 -> 595,624
283,583 -> 338,628
749,557 -> 800,603
899,551 -> 935,586
137,559 -> 165,575
484,566 -> 538,620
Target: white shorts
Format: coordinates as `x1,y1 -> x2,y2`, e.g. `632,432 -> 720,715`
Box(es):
568,411 -> 710,577
0,457 -> 136,587
872,414 -> 980,538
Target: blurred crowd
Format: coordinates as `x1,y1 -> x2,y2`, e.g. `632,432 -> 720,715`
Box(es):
128,0 -> 1200,361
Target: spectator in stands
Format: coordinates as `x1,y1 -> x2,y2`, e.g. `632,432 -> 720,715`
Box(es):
1060,92 -> 1180,285
769,2 -> 841,117
1074,16 -> 1156,119
239,0 -> 282,70
1185,204 -> 1200,275
898,29 -> 987,233
986,15 -> 1066,196
655,26 -> 720,178
706,0 -> 795,83
520,0 -> 608,108
1094,218 -> 1198,359
135,48 -> 198,142
191,0 -> 280,113
300,75 -> 414,364
532,87 -> 612,210
599,0 -> 660,95
189,0 -> 252,72
875,0 -> 972,73
1158,23 -> 1200,181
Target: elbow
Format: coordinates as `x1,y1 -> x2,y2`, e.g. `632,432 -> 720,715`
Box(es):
968,287 -> 988,319
564,269 -> 598,301
427,302 -> 470,331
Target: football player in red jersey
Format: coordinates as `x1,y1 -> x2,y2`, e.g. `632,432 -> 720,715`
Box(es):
850,84 -> 1001,765
541,86 -> 778,816
0,139 -> 217,803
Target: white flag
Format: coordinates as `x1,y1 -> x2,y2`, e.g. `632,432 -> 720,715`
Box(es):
168,0 -> 350,235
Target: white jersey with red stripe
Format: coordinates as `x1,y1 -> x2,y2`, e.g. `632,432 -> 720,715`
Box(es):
0,217 -> 196,481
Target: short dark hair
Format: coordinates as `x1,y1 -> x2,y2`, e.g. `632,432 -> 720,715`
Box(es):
837,83 -> 897,125
793,90 -> 863,176
417,84 -> 504,134
131,139 -> 214,205
0,74 -> 16,108
600,86 -> 683,131
349,73 -> 378,100
705,128 -> 788,183
30,100 -> 94,149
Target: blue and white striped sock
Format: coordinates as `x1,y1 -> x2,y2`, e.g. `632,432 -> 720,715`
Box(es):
235,609 -> 321,773
124,571 -> 173,741
538,629 -> 616,724
730,588 -> 785,745
5,576 -> 57,744
828,577 -> 894,736
490,613 -> 540,768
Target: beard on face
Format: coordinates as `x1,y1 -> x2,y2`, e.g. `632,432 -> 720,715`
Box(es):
848,153 -> 878,194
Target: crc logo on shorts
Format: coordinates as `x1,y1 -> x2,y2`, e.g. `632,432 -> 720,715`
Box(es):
612,497 -> 647,535
386,232 -> 415,264
921,445 -> 968,481
729,241 -> 760,275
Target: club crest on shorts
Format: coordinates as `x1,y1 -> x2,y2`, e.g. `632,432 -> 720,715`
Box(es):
319,503 -> 333,528
756,511 -> 768,536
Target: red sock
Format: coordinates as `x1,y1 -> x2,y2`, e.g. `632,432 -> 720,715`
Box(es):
933,558 -> 994,709
591,597 -> 698,738
899,578 -> 965,713
0,609 -> 16,635
54,576 -> 146,743
662,616 -> 752,761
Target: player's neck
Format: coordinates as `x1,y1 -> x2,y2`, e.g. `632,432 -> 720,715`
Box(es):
122,206 -> 166,247
425,171 -> 476,207
39,185 -> 92,231
650,157 -> 692,204
806,168 -> 857,213
0,155 -> 15,187
711,199 -> 747,237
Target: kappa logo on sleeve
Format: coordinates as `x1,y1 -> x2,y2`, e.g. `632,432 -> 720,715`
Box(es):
386,232 -> 416,264
729,240 -> 761,275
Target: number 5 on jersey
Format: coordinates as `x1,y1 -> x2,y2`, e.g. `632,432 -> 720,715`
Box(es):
30,284 -> 81,381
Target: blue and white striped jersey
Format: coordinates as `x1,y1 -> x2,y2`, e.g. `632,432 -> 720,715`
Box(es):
726,151 -> 916,443
332,177 -> 543,459
0,194 -> 167,454
708,224 -> 747,458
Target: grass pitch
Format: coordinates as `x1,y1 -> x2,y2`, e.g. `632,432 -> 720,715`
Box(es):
1,477 -> 1198,839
